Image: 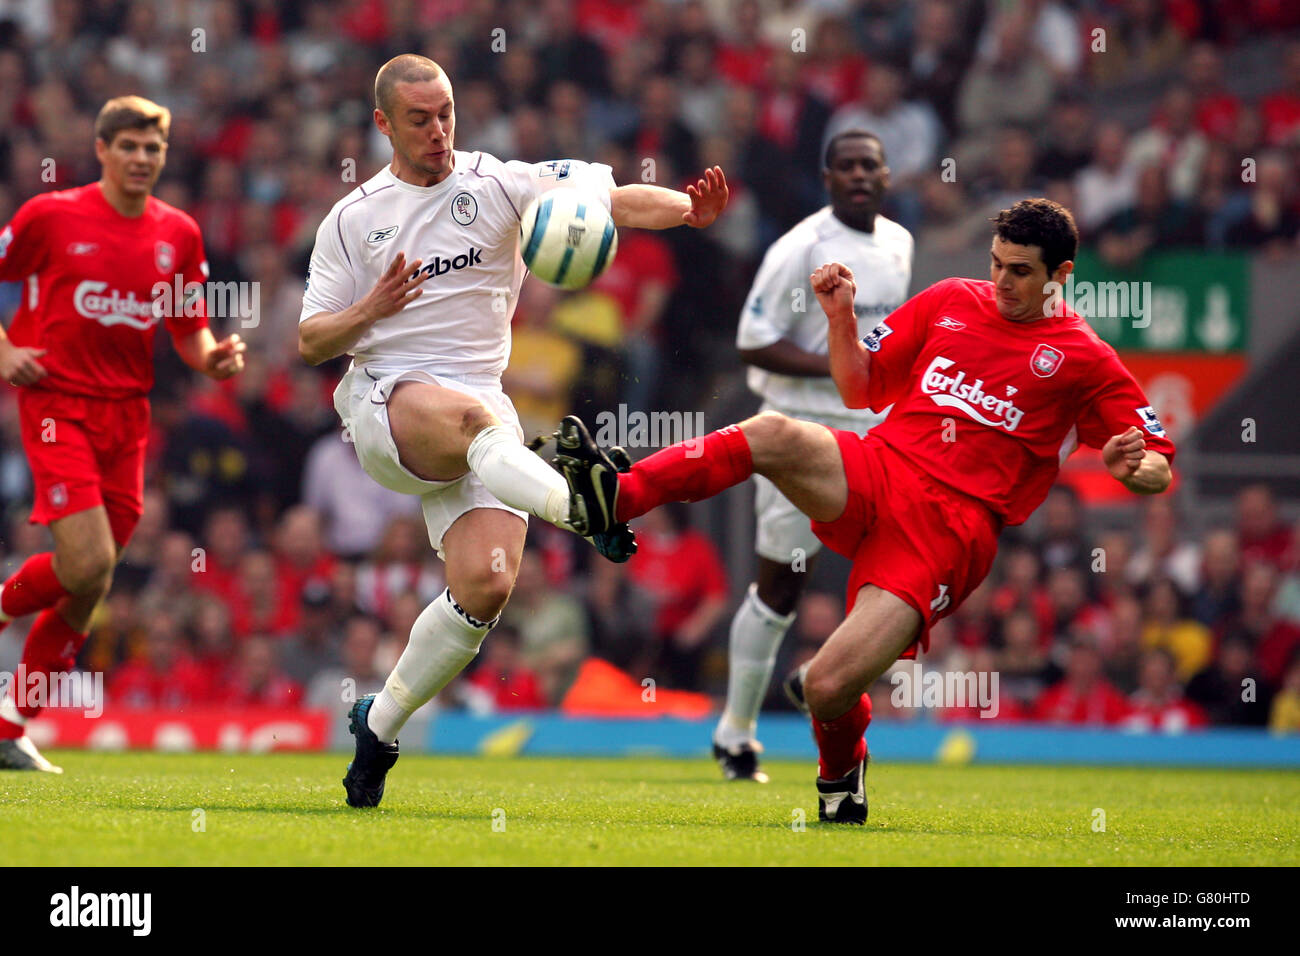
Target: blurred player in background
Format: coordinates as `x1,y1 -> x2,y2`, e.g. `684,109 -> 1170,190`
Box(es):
0,96 -> 246,772
298,55 -> 727,808
557,199 -> 1175,822
714,130 -> 912,783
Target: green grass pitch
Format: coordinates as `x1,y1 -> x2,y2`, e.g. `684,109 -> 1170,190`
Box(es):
2,752 -> 1297,866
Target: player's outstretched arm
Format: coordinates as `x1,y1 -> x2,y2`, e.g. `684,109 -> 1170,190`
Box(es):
1103,426 -> 1172,494
610,166 -> 728,230
814,262 -> 872,409
299,252 -> 430,366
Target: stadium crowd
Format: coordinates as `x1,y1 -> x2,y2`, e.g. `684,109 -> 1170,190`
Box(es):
0,0 -> 1298,731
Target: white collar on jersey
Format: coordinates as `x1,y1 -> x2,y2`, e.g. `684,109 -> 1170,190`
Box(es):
381,156 -> 463,196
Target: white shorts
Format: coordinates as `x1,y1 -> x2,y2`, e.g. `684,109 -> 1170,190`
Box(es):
752,403 -> 882,564
333,365 -> 528,559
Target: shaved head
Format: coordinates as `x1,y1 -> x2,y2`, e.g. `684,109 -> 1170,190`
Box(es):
375,54 -> 444,115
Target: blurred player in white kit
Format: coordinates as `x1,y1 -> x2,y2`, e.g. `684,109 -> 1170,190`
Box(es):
712,131 -> 912,781
298,54 -> 727,807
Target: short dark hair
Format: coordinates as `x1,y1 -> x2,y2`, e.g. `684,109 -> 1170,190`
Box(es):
375,54 -> 444,115
95,95 -> 170,145
824,129 -> 884,170
991,198 -> 1078,274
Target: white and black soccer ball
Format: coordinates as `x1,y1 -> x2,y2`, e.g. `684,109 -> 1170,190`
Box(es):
519,190 -> 618,291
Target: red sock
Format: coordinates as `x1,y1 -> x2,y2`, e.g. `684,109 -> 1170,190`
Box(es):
812,693 -> 872,780
15,608 -> 88,721
0,552 -> 70,621
615,424 -> 753,522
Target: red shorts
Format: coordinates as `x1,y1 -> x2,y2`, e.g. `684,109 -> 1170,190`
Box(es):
19,388 -> 150,546
811,430 -> 1002,659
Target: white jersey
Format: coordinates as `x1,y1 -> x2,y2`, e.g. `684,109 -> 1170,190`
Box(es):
300,151 -> 615,378
736,207 -> 913,423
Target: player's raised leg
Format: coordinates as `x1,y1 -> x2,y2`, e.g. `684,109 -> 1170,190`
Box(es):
343,507 -> 525,807
0,506 -> 119,773
387,380 -> 575,528
558,409 -> 848,530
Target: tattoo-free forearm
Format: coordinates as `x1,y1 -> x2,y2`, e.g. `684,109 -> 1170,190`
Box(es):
739,339 -> 831,377
610,185 -> 691,230
299,303 -> 377,366
826,315 -> 872,408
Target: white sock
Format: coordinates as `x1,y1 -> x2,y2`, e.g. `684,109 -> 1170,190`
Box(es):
466,423 -> 572,527
368,588 -> 496,742
714,584 -> 795,751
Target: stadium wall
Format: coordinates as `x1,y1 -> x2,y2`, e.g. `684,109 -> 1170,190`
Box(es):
28,710 -> 1300,768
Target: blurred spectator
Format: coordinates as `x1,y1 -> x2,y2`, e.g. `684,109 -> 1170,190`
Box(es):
537,0 -> 610,94
584,557 -> 657,674
997,607 -> 1052,712
1074,121 -> 1138,235
466,624 -> 548,711
1035,95 -> 1095,182
804,16 -> 870,110
1102,593 -> 1145,693
280,581 -> 346,688
1123,647 -> 1208,732
950,579 -> 997,649
1268,650 -> 1300,733
1096,163 -> 1204,269
109,612 -> 212,709
274,505 -> 337,617
1034,484 -> 1092,575
1033,635 -> 1132,725
1126,85 -> 1208,202
991,544 -> 1054,642
629,502 -> 729,690
1128,496 -> 1200,594
956,9 -> 1055,169
1089,0 -> 1185,89
1260,40 -> 1300,146
975,0 -> 1081,83
1186,635 -> 1270,727
1184,41 -> 1241,142
1191,528 -> 1243,629
1236,484 -> 1292,567
1140,576 -> 1213,682
217,635 -> 302,708
307,614 -> 386,714
717,0 -> 774,89
354,516 -> 444,620
906,0 -> 971,137
302,429 -> 422,561
501,547 -> 590,703
1223,153 -> 1300,254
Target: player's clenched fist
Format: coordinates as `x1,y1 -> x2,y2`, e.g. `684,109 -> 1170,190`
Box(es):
1102,426 -> 1146,479
360,252 -> 430,323
811,262 -> 857,320
0,345 -> 48,387
205,333 -> 247,380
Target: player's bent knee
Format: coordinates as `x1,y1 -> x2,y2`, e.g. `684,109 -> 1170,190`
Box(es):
56,549 -> 116,596
449,571 -> 514,622
803,664 -> 859,720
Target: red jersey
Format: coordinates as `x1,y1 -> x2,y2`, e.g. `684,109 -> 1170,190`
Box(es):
0,184 -> 209,399
863,277 -> 1176,526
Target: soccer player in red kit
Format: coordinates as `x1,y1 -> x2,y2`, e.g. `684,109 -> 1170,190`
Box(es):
0,96 -> 246,772
555,198 -> 1174,822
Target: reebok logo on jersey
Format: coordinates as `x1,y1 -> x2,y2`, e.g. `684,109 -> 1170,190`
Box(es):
861,320 -> 893,352
367,226 -> 399,243
67,242 -> 99,256
417,247 -> 483,278
922,355 -> 1025,432
1136,405 -> 1166,437
936,316 -> 966,331
73,281 -> 159,330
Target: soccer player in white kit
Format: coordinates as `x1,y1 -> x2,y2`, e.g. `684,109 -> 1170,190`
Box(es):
711,131 -> 912,781
298,55 -> 728,807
